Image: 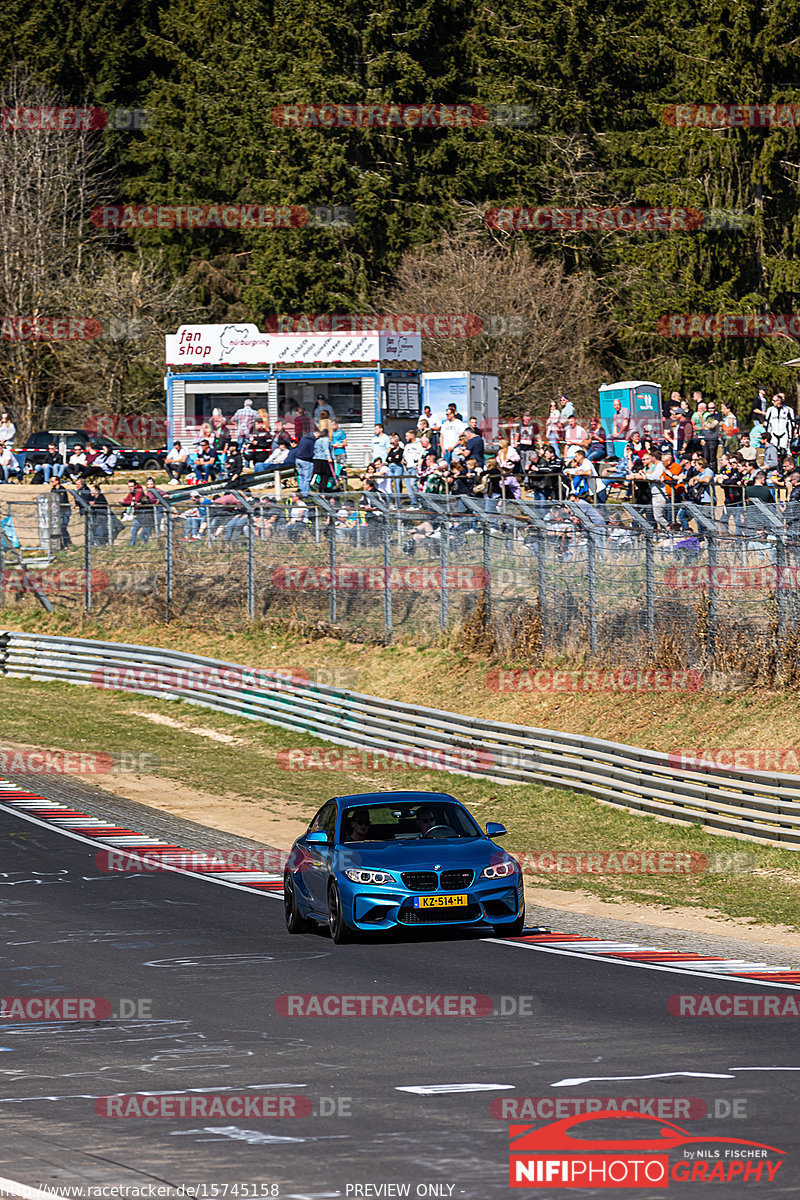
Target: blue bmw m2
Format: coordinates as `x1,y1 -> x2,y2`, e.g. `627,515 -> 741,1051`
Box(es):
283,791 -> 525,943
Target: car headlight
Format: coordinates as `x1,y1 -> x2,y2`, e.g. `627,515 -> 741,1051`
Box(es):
343,868 -> 396,886
481,859 -> 517,880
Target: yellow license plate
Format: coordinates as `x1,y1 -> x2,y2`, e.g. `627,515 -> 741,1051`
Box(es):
416,894 -> 468,908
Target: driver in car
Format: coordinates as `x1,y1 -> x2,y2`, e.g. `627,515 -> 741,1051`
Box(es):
347,811 -> 373,841
415,808 -> 436,835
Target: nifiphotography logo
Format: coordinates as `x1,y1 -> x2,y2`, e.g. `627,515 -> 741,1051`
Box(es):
508,1111 -> 784,1187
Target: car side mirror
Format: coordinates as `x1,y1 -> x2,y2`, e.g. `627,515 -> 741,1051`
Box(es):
306,830 -> 328,845
486,822 -> 507,838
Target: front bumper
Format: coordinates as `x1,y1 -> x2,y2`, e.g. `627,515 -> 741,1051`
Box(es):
343,877 -> 523,931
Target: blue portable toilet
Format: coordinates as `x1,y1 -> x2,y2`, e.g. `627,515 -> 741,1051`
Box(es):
599,380 -> 663,457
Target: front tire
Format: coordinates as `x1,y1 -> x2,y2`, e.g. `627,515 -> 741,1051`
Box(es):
494,903 -> 525,938
284,874 -> 312,934
328,882 -> 353,944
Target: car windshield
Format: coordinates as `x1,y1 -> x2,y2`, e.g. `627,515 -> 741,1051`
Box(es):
340,802 -> 481,842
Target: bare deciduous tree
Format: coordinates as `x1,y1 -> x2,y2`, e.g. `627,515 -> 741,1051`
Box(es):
380,225 -> 611,418
0,70 -> 110,433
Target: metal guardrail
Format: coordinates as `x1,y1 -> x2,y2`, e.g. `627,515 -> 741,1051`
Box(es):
1,630 -> 799,850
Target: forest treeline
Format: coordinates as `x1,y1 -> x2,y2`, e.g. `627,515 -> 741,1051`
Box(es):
2,0 -> 800,430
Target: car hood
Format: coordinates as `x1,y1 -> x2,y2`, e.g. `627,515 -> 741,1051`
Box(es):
334,838 -> 507,871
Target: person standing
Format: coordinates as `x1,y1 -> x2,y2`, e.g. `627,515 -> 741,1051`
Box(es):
765,393 -> 795,455
49,477 -> 72,548
611,397 -> 630,446
311,427 -> 336,492
232,399 -> 256,448
330,420 -> 347,480
439,405 -> 466,463
465,416 -> 485,467
0,413 -> 16,448
123,478 -> 153,547
513,411 -> 537,471
289,430 -> 317,496
402,429 -> 424,497
386,432 -> 405,497
370,423 -> 391,465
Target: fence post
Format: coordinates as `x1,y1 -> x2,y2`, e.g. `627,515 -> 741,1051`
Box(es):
482,522 -> 492,624
246,510 -> 255,620
706,528 -> 718,657
165,505 -> 173,623
621,505 -> 655,643
382,513 -> 393,643
440,514 -> 450,632
587,526 -> 598,652
566,500 -> 598,652
0,534 -> 5,609
684,504 -> 719,659
751,497 -> 791,651
537,527 -> 547,627
84,509 -> 92,614
328,513 -> 337,624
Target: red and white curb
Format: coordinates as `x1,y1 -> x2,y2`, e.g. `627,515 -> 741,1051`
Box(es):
0,778 -> 284,896
3,777 -> 800,988
498,931 -> 800,989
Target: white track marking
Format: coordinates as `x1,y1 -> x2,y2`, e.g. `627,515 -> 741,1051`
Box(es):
396,1083 -> 515,1095
489,938 -> 800,990
552,1071 -> 735,1087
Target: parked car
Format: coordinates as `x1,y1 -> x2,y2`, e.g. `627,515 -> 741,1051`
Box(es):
20,431 -> 166,475
283,790 -> 525,943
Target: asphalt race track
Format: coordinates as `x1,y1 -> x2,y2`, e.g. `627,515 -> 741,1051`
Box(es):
1,801 -> 799,1198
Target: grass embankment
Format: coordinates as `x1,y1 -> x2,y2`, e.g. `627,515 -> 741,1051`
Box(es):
1,672 -> 799,932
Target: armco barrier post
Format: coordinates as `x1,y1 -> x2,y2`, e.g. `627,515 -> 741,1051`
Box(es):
382,514 -> 393,642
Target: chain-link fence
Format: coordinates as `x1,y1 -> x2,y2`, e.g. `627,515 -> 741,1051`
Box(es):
3,490 -> 800,683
